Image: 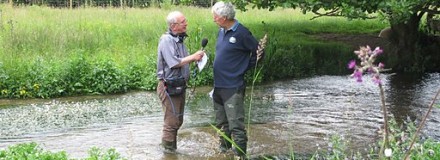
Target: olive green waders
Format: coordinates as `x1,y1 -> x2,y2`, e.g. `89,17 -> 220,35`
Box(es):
213,86 -> 248,156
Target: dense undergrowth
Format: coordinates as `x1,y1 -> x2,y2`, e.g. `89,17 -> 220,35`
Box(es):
0,5 -> 388,98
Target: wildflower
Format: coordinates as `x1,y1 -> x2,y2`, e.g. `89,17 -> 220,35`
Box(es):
378,62 -> 385,68
348,46 -> 385,85
316,143 -> 321,150
348,60 -> 356,69
348,46 -> 391,159
384,148 -> 392,157
373,47 -> 383,55
353,69 -> 363,82
372,74 -> 381,85
428,149 -> 435,157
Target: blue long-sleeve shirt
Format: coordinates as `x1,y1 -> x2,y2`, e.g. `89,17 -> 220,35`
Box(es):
213,21 -> 258,88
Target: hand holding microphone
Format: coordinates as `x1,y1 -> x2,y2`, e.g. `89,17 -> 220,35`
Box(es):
193,38 -> 208,61
195,38 -> 209,72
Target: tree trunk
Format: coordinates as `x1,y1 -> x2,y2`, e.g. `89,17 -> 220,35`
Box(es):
388,13 -> 424,72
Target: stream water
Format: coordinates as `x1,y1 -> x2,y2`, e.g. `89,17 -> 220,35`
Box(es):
0,73 -> 439,159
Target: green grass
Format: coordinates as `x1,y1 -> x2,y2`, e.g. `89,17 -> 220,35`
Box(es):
0,5 -> 388,98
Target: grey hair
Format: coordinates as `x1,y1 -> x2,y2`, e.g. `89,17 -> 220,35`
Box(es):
166,11 -> 183,26
211,1 -> 235,20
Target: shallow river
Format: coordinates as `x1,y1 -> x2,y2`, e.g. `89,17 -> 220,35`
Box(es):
0,73 -> 439,160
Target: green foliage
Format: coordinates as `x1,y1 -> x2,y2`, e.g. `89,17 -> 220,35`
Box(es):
233,0 -> 440,72
88,59 -> 126,94
0,142 -> 127,160
261,35 -> 352,81
64,54 -> 94,95
417,139 -> 440,159
233,0 -> 439,23
209,123 -> 248,158
0,142 -> 68,160
86,147 -> 126,160
124,63 -> 149,90
376,1 -> 437,25
385,119 -> 440,160
311,135 -> 363,160
0,6 -> 169,98
0,5 -> 388,98
309,119 -> 440,159
10,0 -> 153,8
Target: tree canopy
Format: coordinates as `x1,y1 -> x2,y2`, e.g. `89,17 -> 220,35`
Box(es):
233,0 -> 439,23
232,0 -> 440,72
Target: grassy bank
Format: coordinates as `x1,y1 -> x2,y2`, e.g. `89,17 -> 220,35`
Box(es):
0,5 -> 387,98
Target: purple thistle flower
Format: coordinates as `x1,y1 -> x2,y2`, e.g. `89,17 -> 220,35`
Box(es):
348,60 -> 356,69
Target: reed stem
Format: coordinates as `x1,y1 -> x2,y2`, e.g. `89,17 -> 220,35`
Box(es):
403,88 -> 440,160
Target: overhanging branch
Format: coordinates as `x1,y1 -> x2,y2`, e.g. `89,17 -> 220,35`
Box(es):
311,9 -> 341,20
310,8 -> 377,20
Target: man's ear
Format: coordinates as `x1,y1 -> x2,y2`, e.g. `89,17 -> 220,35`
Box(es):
169,24 -> 175,31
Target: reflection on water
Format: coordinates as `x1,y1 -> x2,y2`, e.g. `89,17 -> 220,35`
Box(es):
0,73 -> 439,159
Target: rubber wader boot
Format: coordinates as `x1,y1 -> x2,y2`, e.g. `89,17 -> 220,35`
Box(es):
162,140 -> 176,153
219,139 -> 232,153
232,146 -> 247,160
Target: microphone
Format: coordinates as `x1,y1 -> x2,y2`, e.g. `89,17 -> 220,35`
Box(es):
201,38 -> 208,50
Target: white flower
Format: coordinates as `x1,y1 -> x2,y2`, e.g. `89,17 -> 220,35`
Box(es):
229,37 -> 236,43
428,149 -> 435,156
384,148 -> 392,157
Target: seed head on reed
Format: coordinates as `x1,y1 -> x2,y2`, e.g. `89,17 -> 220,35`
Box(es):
257,33 -> 267,62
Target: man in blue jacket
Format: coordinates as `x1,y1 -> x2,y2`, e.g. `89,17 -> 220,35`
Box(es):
211,1 -> 258,159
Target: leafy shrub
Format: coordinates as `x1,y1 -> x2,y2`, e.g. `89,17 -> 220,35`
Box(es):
0,142 -> 127,160
0,142 -> 68,160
